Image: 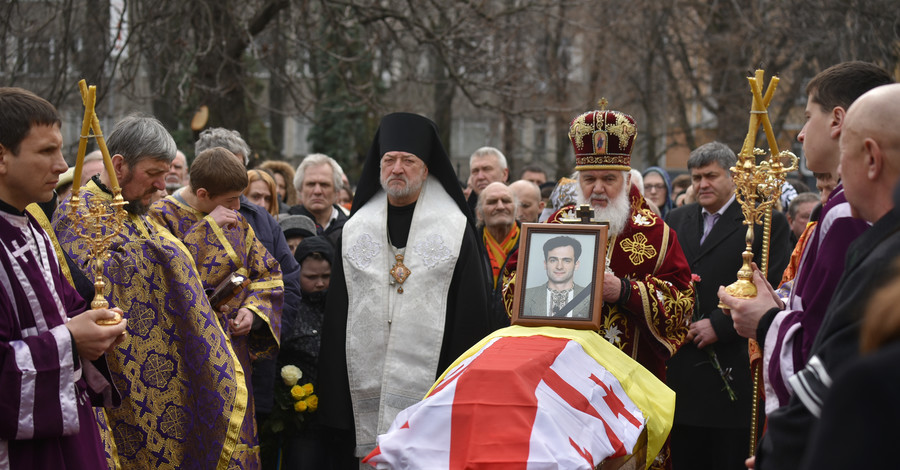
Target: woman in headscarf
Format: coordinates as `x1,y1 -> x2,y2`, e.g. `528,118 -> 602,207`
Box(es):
642,166 -> 674,218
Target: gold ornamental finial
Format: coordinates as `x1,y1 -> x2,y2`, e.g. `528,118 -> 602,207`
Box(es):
597,97 -> 609,111
720,70 -> 798,304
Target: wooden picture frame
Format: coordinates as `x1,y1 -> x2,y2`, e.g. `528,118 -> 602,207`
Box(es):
510,223 -> 608,330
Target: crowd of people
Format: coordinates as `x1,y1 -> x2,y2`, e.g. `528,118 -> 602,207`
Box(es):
1,59 -> 898,470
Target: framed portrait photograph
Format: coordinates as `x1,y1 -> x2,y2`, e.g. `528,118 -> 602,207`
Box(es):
510,223 -> 608,330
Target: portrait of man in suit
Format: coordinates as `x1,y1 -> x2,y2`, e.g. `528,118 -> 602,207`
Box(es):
523,235 -> 592,318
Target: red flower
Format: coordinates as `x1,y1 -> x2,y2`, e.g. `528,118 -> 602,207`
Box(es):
691,273 -> 702,283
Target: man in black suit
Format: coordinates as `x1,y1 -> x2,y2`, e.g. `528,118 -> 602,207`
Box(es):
665,142 -> 791,470
522,235 -> 591,318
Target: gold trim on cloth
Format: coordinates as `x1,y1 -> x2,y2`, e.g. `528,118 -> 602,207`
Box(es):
569,114 -> 592,151
94,408 -> 122,470
248,280 -> 284,290
216,321 -> 249,470
653,225 -> 670,275
575,155 -> 631,166
207,214 -> 242,268
607,112 -> 637,150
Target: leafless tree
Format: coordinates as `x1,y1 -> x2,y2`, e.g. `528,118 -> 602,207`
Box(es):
2,0 -> 897,174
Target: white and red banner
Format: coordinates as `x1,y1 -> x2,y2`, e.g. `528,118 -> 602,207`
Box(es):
364,326 -> 675,469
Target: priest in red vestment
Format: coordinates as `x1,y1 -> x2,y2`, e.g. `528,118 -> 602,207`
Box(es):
543,105 -> 694,469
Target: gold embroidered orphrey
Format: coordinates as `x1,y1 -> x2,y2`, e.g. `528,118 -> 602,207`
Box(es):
619,233 -> 657,265
390,254 -> 411,293
606,112 -> 636,151
569,114 -> 592,151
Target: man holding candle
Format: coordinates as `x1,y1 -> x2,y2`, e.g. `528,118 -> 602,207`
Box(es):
195,128 -> 303,468
53,115 -> 251,468
665,142 -> 791,470
0,87 -> 127,469
717,62 -> 893,469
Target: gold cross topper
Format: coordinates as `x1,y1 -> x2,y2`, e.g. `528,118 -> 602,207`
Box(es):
597,97 -> 609,111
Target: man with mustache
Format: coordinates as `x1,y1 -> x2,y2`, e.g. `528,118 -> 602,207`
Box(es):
546,105 -> 695,470
53,115 -> 251,468
317,113 -> 497,466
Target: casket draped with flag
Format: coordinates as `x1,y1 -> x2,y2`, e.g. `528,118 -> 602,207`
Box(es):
364,326 -> 675,469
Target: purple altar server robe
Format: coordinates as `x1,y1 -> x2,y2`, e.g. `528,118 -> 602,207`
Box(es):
0,209 -> 108,468
765,185 -> 871,408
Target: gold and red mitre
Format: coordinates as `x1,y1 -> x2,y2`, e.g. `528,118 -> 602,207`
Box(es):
568,99 -> 637,172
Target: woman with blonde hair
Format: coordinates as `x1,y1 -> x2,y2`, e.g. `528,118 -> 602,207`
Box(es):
245,169 -> 280,218
259,160 -> 297,212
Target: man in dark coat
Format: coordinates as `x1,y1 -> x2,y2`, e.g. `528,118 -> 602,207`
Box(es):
666,142 -> 791,470
317,113 -> 497,463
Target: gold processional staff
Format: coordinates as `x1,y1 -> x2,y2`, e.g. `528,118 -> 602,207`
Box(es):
719,69 -> 798,455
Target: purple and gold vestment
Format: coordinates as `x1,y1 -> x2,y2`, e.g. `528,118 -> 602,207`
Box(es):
149,194 -> 283,467
53,181 -> 251,469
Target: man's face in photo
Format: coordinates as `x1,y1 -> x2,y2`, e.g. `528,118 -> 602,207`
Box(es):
544,244 -> 579,288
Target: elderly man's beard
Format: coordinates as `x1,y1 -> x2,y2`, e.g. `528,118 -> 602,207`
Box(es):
381,173 -> 426,202
577,187 -> 631,237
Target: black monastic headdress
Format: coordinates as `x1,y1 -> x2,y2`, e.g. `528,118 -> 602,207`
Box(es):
352,112 -> 473,227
